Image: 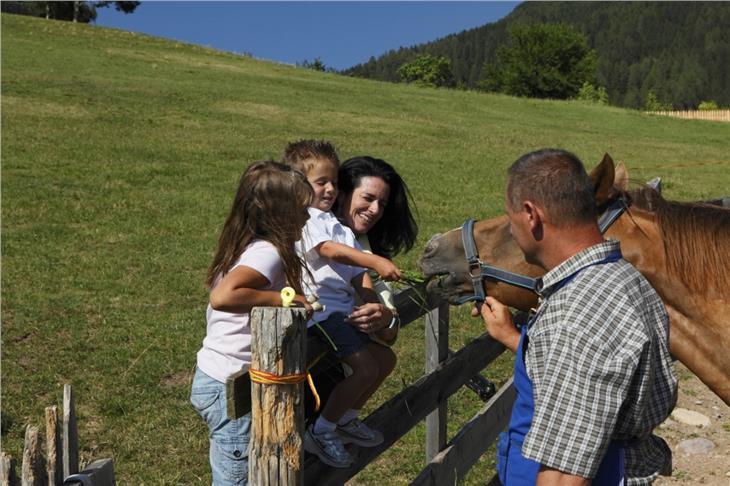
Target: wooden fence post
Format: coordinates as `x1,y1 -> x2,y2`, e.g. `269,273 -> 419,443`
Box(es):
425,302 -> 449,463
45,406 -> 61,486
21,425 -> 45,486
1,451 -> 18,486
249,307 -> 307,486
62,385 -> 78,480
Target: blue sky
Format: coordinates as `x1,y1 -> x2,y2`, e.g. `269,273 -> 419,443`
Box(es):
94,1 -> 520,70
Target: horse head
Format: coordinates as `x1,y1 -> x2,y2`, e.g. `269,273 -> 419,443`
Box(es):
419,153 -> 626,310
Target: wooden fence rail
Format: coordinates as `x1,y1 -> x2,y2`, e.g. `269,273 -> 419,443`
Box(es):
646,109 -> 730,122
249,286 -> 516,485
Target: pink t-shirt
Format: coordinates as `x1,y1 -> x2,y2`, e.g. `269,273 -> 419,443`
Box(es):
196,240 -> 285,383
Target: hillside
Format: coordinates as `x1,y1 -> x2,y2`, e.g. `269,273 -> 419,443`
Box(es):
2,12 -> 730,484
345,2 -> 730,109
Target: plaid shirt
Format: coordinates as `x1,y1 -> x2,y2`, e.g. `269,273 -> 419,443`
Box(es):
522,240 -> 677,483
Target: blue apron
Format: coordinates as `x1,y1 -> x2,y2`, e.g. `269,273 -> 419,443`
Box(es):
496,253 -> 625,486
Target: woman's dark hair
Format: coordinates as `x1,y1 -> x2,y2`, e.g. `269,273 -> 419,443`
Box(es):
336,156 -> 418,257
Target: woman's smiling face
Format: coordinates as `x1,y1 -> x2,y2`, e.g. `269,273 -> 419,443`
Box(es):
339,176 -> 390,235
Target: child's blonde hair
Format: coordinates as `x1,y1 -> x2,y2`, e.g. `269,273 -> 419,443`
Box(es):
282,139 -> 340,174
206,160 -> 313,292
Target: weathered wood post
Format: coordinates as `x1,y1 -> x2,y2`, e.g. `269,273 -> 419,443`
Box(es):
45,406 -> 61,486
21,425 -> 45,486
249,307 -> 307,486
1,451 -> 18,486
425,302 -> 449,463
62,385 -> 78,480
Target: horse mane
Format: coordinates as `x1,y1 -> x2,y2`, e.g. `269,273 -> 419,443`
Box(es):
626,185 -> 730,293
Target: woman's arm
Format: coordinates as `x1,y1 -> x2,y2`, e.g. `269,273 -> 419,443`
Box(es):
316,240 -> 401,281
209,265 -> 310,314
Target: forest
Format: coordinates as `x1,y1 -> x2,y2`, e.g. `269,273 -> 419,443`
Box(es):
344,2 -> 730,109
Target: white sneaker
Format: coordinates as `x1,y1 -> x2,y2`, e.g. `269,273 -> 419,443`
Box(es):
304,424 -> 353,468
337,418 -> 384,447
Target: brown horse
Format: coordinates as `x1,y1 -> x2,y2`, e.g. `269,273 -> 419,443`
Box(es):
419,155 -> 730,406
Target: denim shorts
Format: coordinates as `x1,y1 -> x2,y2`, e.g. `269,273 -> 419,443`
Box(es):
313,312 -> 371,358
190,367 -> 250,485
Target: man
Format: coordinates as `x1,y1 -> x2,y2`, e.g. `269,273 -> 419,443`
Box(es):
475,149 -> 677,485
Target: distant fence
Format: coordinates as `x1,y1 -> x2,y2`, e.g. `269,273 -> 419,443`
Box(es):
238,287 -> 518,485
0,385 -> 115,486
646,109 -> 730,122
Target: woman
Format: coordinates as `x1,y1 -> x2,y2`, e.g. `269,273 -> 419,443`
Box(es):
300,154 -> 418,464
334,155 -> 418,344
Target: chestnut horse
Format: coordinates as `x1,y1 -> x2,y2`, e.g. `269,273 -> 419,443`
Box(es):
419,155 -> 730,406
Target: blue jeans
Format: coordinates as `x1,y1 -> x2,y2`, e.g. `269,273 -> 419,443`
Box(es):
190,367 -> 250,485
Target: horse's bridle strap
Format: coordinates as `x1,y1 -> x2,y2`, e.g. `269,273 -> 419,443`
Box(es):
458,218 -> 538,304
598,197 -> 627,233
460,218 -> 488,303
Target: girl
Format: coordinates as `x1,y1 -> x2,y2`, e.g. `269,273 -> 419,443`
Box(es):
190,160 -> 313,485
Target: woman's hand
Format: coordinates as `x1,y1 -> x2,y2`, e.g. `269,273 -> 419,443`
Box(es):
373,256 -> 402,282
346,302 -> 393,333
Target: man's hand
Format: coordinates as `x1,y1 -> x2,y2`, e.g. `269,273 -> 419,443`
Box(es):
472,296 -> 520,353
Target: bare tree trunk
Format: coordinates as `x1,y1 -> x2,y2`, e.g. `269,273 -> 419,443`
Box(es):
73,1 -> 79,22
45,2 -> 50,19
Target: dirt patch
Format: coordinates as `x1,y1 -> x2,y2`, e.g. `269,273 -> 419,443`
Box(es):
160,369 -> 193,388
655,363 -> 730,485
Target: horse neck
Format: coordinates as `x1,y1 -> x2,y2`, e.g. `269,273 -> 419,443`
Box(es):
608,206 -> 730,406
607,206 -> 727,319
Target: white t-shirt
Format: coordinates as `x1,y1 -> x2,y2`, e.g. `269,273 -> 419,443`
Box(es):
196,239 -> 285,383
297,207 -> 366,325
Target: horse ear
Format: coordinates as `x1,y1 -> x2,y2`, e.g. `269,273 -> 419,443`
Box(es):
589,153 -> 615,206
614,162 -> 629,191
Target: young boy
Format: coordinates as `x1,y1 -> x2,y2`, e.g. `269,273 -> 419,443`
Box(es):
282,139 -> 400,468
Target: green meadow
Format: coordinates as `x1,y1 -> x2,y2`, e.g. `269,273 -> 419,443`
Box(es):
2,13 -> 729,484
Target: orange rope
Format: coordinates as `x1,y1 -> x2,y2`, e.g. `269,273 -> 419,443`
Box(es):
249,368 -> 321,412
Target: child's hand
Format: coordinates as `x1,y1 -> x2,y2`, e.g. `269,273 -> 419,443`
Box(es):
292,295 -> 314,321
373,257 -> 402,282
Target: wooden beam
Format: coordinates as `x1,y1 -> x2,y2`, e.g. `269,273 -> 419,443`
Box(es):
410,378 -> 515,486
62,384 -> 78,479
45,406 -> 61,486
424,302 -> 449,463
393,285 -> 437,329
304,333 -> 506,485
249,307 -> 307,486
21,425 -> 45,486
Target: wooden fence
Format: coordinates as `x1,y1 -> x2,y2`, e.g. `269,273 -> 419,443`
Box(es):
246,287 -> 518,485
0,385 -> 115,486
646,109 -> 730,122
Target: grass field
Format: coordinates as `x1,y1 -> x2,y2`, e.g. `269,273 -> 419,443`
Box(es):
2,13 -> 729,484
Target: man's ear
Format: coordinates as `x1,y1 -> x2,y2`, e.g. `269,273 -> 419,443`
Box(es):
523,200 -> 542,228
523,200 -> 544,241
